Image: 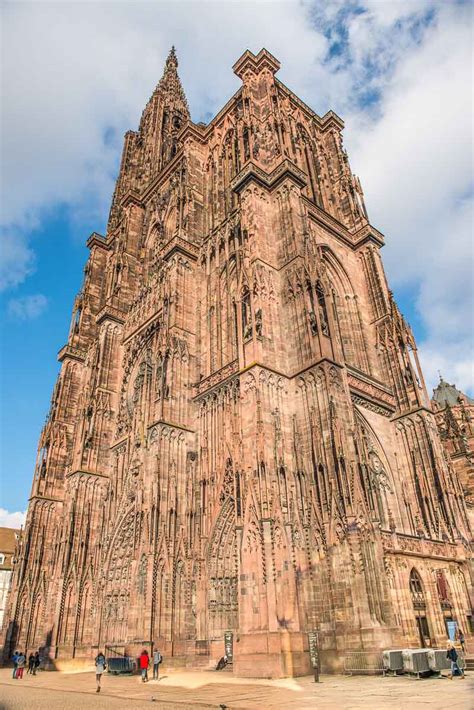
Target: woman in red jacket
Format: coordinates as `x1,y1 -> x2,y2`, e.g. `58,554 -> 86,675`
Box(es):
139,650 -> 150,682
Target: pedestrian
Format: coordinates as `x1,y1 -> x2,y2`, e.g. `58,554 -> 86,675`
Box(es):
27,653 -> 35,674
152,646 -> 162,680
16,651 -> 26,679
95,651 -> 107,693
447,641 -> 464,679
458,628 -> 466,653
33,650 -> 41,675
11,650 -> 19,679
215,655 -> 228,671
139,649 -> 150,682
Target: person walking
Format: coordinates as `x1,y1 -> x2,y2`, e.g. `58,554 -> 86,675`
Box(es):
139,649 -> 150,682
152,647 -> 162,680
16,652 -> 26,679
458,629 -> 466,654
27,653 -> 35,674
95,651 -> 107,693
11,650 -> 19,679
33,650 -> 41,675
447,641 -> 464,679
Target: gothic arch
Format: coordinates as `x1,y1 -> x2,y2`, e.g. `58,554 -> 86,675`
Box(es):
353,407 -> 395,526
60,580 -> 77,645
29,594 -> 45,649
163,194 -> 178,242
154,556 -> 171,640
14,591 -> 29,649
207,498 -> 238,639
408,567 -> 432,646
77,581 -> 93,646
320,245 -> 371,373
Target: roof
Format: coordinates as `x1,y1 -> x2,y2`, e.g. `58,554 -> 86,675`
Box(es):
432,377 -> 474,408
0,527 -> 20,571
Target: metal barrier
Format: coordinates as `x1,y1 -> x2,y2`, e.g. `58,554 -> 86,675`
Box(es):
107,656 -> 136,675
343,651 -> 384,675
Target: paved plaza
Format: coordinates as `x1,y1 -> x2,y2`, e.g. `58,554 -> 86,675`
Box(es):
0,667 -> 472,709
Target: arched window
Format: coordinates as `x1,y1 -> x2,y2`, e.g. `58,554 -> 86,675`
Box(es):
316,281 -> 329,336
409,568 -> 432,647
61,583 -> 76,645
410,568 -> 425,608
243,127 -> 250,162
241,287 -> 252,340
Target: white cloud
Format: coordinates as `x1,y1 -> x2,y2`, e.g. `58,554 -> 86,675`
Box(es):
7,293 -> 48,320
0,508 -> 26,529
0,230 -> 36,291
345,2 -> 473,395
0,1 -> 472,391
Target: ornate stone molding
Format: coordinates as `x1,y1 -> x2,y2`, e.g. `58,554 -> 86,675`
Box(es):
233,48 -> 281,79
65,469 -> 109,480
194,359 -> 239,398
352,223 -> 385,248
230,159 -> 307,194
160,235 -> 199,262
57,344 -> 87,363
352,395 -> 393,418
96,305 -> 126,326
348,368 -> 396,417
86,232 -> 108,251
380,531 -> 466,562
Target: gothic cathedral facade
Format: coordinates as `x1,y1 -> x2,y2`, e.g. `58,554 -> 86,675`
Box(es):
3,49 -> 472,677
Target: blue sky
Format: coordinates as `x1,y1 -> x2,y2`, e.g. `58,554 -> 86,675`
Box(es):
1,0 -> 472,523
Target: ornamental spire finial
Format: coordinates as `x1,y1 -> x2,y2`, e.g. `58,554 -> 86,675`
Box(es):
165,46 -> 178,72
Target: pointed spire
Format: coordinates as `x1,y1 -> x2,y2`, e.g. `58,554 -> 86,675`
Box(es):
156,45 -> 190,117
165,46 -> 178,72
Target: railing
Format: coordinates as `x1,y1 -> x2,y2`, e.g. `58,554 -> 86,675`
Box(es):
343,651 -> 384,675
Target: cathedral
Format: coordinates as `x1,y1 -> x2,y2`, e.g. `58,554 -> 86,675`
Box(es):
3,48 -> 472,677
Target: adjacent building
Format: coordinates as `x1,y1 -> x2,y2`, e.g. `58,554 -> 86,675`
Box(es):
0,528 -> 19,630
432,376 -> 474,524
2,48 -> 472,676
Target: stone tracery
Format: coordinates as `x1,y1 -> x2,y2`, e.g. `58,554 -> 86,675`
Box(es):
4,48 -> 472,677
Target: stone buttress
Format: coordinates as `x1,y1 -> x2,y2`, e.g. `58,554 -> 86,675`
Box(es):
3,48 -> 472,677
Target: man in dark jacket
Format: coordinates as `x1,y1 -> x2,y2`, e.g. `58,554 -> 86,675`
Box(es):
11,651 -> 19,679
27,653 -> 35,674
447,642 -> 464,679
33,650 -> 40,675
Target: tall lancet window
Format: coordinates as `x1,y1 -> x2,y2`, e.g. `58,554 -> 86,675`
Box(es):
242,287 -> 252,340
316,281 -> 330,336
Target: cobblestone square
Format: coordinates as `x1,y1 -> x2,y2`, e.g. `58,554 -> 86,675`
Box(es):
0,668 -> 472,709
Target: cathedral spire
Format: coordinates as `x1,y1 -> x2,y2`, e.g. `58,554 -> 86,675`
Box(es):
156,45 -> 190,117
164,46 -> 178,73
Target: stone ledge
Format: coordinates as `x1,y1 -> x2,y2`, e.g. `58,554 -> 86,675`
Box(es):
96,305 -> 126,325
57,344 -> 87,363
230,159 -> 307,194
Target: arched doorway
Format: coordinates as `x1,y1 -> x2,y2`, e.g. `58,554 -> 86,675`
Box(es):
409,569 -> 432,647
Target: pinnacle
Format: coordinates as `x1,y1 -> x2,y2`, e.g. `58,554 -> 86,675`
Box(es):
165,45 -> 178,72
156,45 -> 189,117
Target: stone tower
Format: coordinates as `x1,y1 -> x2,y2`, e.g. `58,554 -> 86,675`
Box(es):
3,49 -> 472,677
432,376 -> 474,523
